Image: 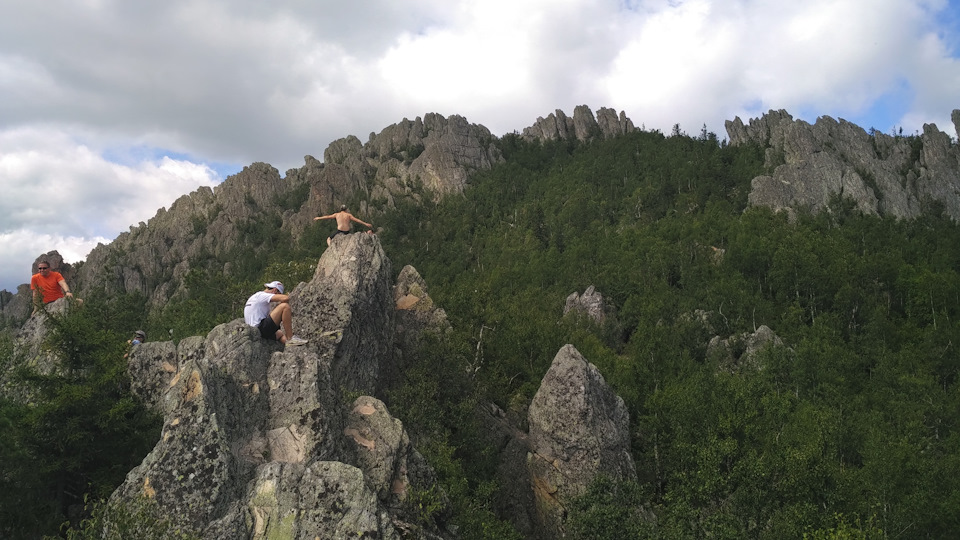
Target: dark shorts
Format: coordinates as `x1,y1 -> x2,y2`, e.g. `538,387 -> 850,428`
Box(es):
257,316 -> 280,340
329,229 -> 350,240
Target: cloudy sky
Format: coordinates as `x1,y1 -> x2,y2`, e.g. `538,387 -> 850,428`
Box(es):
1,0 -> 959,294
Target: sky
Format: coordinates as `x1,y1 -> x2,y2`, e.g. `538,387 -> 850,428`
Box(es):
1,0 -> 959,294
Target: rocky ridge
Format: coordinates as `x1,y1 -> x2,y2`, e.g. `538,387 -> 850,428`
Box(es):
726,109 -> 960,219
2,112 -> 508,320
8,104 -> 959,324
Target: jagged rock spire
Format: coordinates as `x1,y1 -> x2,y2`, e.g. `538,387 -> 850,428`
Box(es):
113,234 -> 452,538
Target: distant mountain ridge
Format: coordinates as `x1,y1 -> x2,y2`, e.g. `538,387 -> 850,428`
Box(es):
2,105 -> 959,324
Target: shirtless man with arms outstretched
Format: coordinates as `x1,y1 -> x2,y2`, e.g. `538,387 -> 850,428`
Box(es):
314,205 -> 373,246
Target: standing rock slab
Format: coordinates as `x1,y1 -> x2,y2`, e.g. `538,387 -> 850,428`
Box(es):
526,344 -> 637,538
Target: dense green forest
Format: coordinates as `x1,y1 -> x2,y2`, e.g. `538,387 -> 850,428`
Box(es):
378,131 -> 960,538
3,127 -> 960,538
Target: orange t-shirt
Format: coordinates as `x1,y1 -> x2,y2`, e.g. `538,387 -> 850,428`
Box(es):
31,271 -> 66,303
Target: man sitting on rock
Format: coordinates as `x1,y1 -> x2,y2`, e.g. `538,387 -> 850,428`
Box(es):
243,281 -> 308,346
30,260 -> 77,314
314,204 -> 374,246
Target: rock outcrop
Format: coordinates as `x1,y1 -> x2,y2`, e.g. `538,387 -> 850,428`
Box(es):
0,284 -> 32,328
112,234 -> 453,539
73,162 -> 306,309
526,345 -> 638,538
477,344 -> 638,539
707,324 -> 792,373
392,265 -> 451,377
522,105 -> 637,143
289,112 -> 502,235
563,285 -> 616,325
726,109 -> 960,219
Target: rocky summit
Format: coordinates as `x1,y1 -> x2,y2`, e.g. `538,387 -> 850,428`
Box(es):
112,233 -> 444,538
726,109 -> 960,219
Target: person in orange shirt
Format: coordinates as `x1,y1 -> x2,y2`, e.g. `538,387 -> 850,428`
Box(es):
30,262 -> 74,312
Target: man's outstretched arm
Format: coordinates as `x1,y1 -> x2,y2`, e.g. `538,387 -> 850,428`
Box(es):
350,215 -> 372,228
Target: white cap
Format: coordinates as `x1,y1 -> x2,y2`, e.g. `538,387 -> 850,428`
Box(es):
264,281 -> 284,294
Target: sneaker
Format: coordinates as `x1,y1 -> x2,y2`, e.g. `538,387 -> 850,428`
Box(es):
286,335 -> 308,346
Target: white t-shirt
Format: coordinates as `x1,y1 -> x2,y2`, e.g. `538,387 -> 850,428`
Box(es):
244,291 -> 275,326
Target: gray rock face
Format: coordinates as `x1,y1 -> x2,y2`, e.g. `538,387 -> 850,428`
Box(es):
526,344 -> 637,538
345,396 -> 446,516
127,340 -> 179,411
726,109 -> 960,219
107,234 -> 452,539
522,105 -> 637,143
290,112 -> 502,229
295,232 -> 394,395
1,284 -> 32,328
707,324 -> 791,372
474,344 -> 638,539
392,265 -> 451,376
563,285 -> 614,325
1,297 -> 73,401
406,113 -> 502,197
72,162 -> 307,309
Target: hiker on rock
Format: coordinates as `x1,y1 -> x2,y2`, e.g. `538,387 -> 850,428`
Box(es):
314,205 -> 373,246
243,281 -> 307,346
129,329 -> 146,346
124,330 -> 146,359
30,261 -> 76,313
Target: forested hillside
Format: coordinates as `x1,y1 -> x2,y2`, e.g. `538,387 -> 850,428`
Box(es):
378,129 -> 960,538
3,125 -> 960,538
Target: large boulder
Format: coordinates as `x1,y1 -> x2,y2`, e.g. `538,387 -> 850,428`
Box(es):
707,324 -> 792,373
526,344 -> 637,538
345,395 -> 447,518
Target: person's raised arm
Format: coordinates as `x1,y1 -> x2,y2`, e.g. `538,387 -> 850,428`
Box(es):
314,214 -> 335,221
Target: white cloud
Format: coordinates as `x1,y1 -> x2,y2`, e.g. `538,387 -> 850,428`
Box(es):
0,126 -> 218,291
